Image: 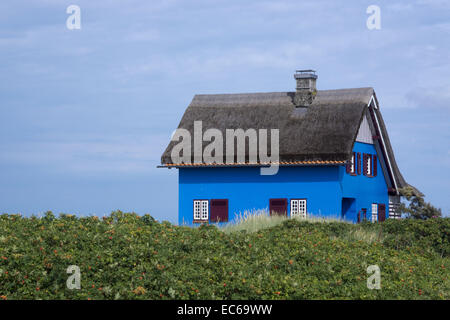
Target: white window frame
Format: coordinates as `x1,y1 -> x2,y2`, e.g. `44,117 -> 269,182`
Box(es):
290,199 -> 307,218
350,153 -> 355,174
193,200 -> 209,222
364,154 -> 374,176
371,203 -> 378,222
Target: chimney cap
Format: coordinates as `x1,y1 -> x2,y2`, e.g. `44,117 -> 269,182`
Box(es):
294,69 -> 317,79
296,69 -> 316,73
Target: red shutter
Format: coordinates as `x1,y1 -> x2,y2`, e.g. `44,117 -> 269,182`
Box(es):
347,153 -> 356,174
357,210 -> 361,223
210,199 -> 228,222
357,152 -> 361,175
269,199 -> 287,216
378,204 -> 386,222
373,154 -> 377,177
362,154 -> 368,176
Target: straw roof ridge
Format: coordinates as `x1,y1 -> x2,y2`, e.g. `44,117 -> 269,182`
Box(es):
160,87 -> 411,190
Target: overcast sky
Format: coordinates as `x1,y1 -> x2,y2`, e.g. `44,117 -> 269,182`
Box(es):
0,0 -> 449,222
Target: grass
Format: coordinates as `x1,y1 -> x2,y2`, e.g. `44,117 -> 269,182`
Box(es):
222,209 -> 346,234
222,210 -> 382,244
337,226 -> 382,244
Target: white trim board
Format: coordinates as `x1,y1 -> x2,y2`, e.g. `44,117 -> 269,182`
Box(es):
368,95 -> 399,195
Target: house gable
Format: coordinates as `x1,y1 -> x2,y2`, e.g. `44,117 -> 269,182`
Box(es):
355,114 -> 374,144
366,95 -> 401,195
344,93 -> 418,196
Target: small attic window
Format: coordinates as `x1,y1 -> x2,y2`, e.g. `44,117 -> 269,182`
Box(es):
350,153 -> 356,174
367,154 -> 372,175
363,154 -> 377,177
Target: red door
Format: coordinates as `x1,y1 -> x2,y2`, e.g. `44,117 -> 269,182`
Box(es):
269,199 -> 287,216
378,204 -> 386,222
210,199 -> 228,222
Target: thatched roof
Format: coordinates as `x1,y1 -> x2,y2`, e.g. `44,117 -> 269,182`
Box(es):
160,87 -> 410,190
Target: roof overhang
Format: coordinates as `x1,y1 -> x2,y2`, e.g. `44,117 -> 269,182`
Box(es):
158,160 -> 346,169
367,94 -> 399,195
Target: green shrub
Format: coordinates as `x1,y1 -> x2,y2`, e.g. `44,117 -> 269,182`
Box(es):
361,218 -> 450,257
0,213 -> 448,300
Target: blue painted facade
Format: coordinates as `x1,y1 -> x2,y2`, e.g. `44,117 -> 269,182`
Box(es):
178,142 -> 389,225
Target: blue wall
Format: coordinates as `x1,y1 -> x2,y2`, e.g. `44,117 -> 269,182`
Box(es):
177,142 -> 389,225
179,166 -> 342,226
340,142 -> 389,222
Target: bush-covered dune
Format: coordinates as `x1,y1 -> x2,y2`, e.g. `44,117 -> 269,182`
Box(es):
0,211 -> 448,300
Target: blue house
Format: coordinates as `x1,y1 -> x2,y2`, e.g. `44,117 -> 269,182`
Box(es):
160,70 -> 416,225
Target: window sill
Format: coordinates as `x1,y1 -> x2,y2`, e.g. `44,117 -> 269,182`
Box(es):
193,220 -> 209,224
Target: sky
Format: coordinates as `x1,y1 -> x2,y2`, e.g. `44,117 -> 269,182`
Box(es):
0,0 -> 449,223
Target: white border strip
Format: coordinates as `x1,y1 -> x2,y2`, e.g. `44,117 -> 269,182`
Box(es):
369,96 -> 398,194
369,95 -> 378,109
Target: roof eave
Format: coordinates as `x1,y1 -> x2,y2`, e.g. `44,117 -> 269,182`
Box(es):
157,161 -> 346,169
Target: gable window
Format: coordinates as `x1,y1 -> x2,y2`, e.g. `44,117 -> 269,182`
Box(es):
363,153 -> 377,177
193,200 -> 209,222
367,154 -> 372,175
371,203 -> 378,222
210,199 -> 228,223
350,153 -> 356,174
290,199 -> 307,218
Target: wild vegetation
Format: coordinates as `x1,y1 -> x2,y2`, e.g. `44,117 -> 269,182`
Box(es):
398,186 -> 442,220
0,211 -> 448,300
